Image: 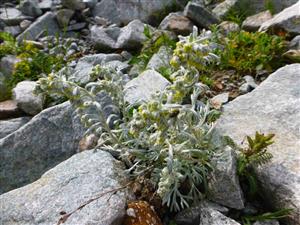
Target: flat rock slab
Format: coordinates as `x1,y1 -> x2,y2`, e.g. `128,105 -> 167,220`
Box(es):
259,1 -> 300,36
72,53 -> 122,84
214,64 -> 300,224
124,69 -> 170,104
0,150 -> 129,225
17,11 -> 60,41
92,0 -> 179,26
0,101 -> 84,194
0,8 -> 33,26
0,100 -> 24,119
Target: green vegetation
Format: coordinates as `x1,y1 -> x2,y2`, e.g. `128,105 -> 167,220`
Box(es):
242,208 -> 293,225
264,0 -> 276,15
237,132 -> 274,197
0,32 -> 17,59
129,25 -> 176,74
36,27 -> 222,212
215,30 -> 286,74
0,31 -> 67,89
11,44 -> 65,85
33,24 -> 291,223
225,8 -> 248,26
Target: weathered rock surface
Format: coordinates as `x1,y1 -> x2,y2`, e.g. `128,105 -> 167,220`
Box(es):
213,0 -> 299,19
19,0 -> 42,18
0,150 -> 130,225
124,69 -> 170,104
175,200 -> 229,225
115,19 -> 148,50
239,75 -> 258,94
200,207 -> 241,225
210,92 -> 229,109
56,9 -> 74,28
0,100 -> 23,119
17,12 -> 60,41
12,81 -> 44,115
214,64 -> 300,224
253,220 -> 280,225
4,25 -> 22,36
146,46 -> 173,71
218,21 -> 240,35
0,101 -> 85,194
242,10 -> 273,32
92,0 -> 181,26
91,20 -> 147,51
38,0 -> 53,10
259,1 -> 300,36
289,35 -> 300,50
0,54 -> 21,76
159,12 -> 193,35
90,26 -> 121,51
0,8 -> 32,26
208,146 -> 245,210
184,2 -> 219,28
72,53 -> 122,84
0,117 -> 31,139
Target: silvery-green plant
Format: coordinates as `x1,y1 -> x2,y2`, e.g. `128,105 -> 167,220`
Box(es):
35,27 -> 222,212
170,26 -> 220,71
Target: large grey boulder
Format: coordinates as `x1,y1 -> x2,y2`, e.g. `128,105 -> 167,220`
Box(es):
159,12 -> 193,35
213,0 -> 299,19
0,150 -> 130,225
0,101 -> 85,194
259,1 -> 300,36
208,146 -> 245,209
17,12 -> 60,41
214,64 -> 300,224
124,70 -> 170,104
115,20 -> 147,50
0,117 -> 31,139
19,0 -> 43,18
92,0 -> 181,26
4,25 -> 22,37
0,8 -> 32,26
146,46 -> 173,71
90,26 -> 121,51
242,10 -> 273,32
72,53 -> 122,84
184,2 -> 219,29
12,81 -> 44,115
91,20 -> 147,51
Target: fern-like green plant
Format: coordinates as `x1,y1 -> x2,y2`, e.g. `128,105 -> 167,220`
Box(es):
242,208 -> 293,225
237,132 -> 274,197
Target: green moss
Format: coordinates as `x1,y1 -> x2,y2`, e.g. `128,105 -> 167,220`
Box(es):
129,26 -> 176,73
